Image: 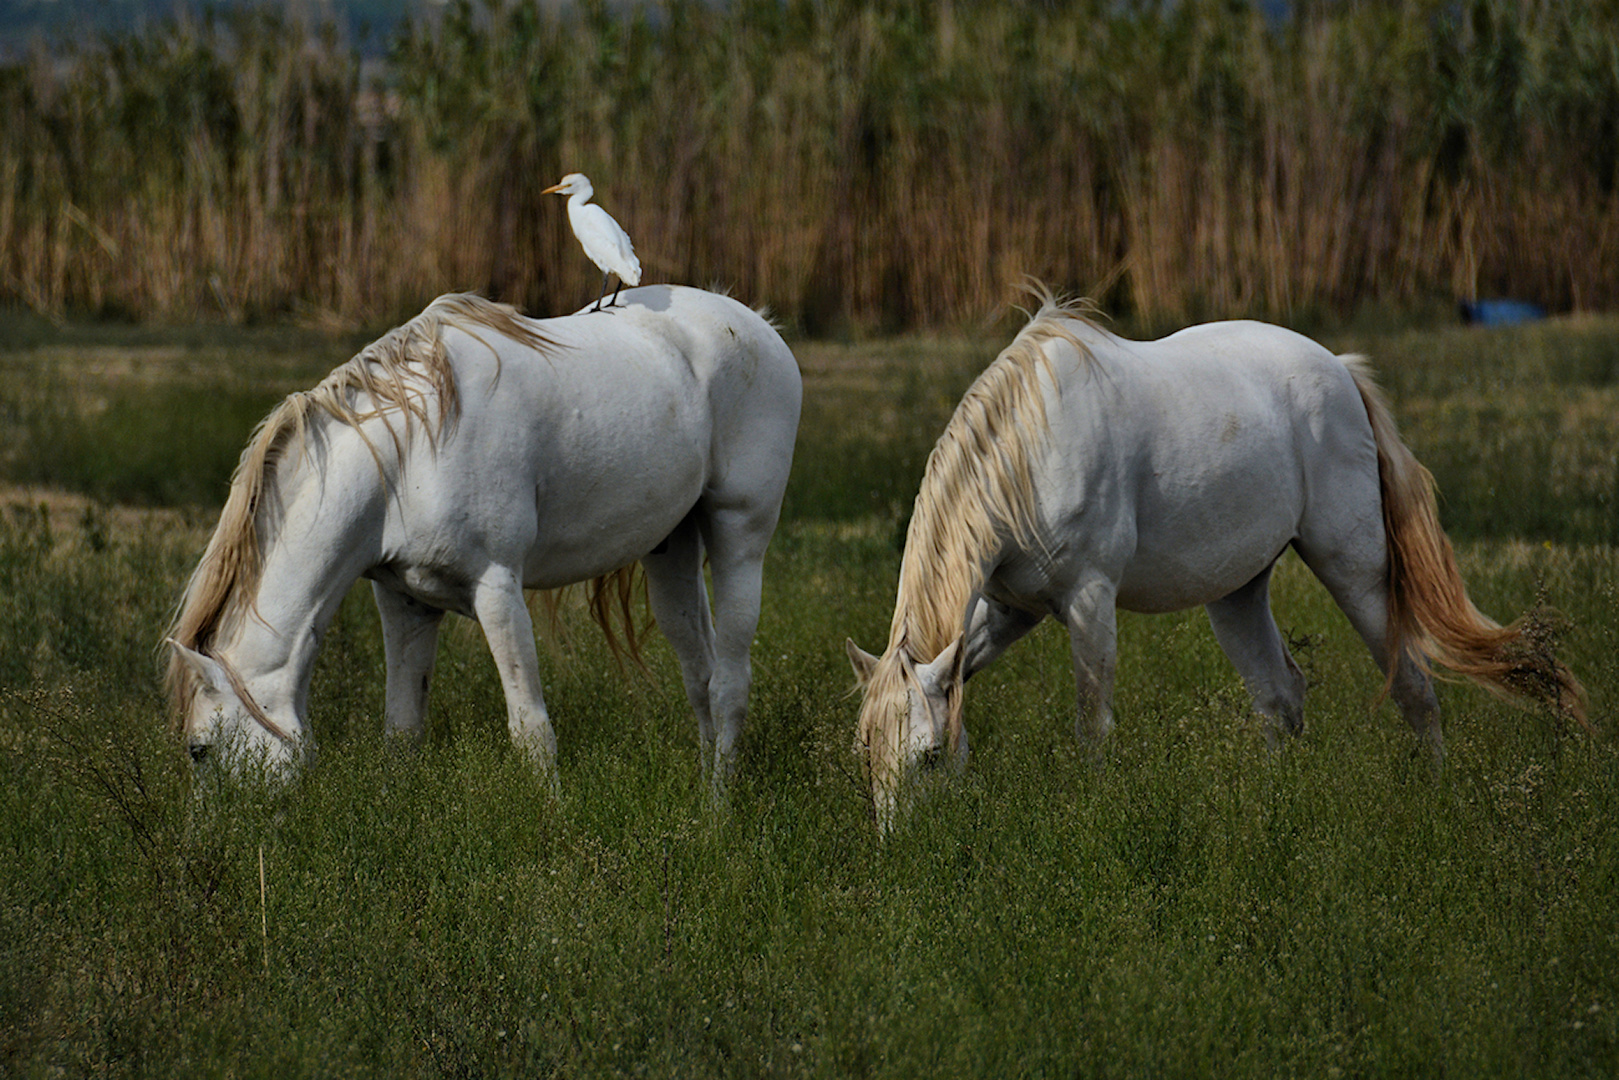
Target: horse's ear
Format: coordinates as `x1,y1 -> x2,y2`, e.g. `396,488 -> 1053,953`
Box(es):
167,638 -> 232,698
845,638 -> 880,686
916,635 -> 965,697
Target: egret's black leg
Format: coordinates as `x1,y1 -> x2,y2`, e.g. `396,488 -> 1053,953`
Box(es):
591,270 -> 609,313
609,278 -> 624,307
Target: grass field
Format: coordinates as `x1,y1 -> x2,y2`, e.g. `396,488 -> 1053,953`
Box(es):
1,307 -> 1616,1076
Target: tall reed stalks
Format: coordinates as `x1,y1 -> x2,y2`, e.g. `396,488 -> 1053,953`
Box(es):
2,0 -> 1616,330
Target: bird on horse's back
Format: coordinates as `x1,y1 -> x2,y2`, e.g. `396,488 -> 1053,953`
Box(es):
544,172 -> 642,312
169,285 -> 801,794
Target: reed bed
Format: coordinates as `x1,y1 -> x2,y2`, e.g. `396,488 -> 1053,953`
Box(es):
3,0 -> 1618,330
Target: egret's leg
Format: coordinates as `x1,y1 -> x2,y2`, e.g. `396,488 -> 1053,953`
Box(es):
609,277 -> 624,307
471,567 -> 558,771
1062,577 -> 1119,756
373,582 -> 444,743
1204,564 -> 1306,747
591,270 -> 610,313
641,515 -> 718,769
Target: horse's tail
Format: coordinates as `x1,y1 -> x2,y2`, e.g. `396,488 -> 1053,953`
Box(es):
534,565 -> 654,673
1343,356 -> 1588,726
586,565 -> 653,671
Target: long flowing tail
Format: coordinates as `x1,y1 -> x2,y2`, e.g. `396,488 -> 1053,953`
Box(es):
533,564 -> 654,673
1344,357 -> 1588,727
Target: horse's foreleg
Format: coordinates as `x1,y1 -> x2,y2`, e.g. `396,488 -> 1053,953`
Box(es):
373,581 -> 445,743
472,568 -> 558,771
642,516 -> 717,772
1204,564 -> 1306,748
1061,580 -> 1119,756
962,593 -> 1043,680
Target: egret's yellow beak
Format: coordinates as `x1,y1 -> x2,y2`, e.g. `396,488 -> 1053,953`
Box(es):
541,182 -> 566,195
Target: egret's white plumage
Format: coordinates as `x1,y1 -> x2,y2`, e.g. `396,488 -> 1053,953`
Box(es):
543,173 -> 642,311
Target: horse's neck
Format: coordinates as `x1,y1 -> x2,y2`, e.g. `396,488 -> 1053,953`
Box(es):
208,592 -> 319,724
888,523 -> 992,663
219,470 -> 377,711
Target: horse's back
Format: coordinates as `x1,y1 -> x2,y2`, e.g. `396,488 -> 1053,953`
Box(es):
374,286 -> 798,594
1038,318 -> 1380,611
1057,318 -> 1372,468
441,285 -> 797,455
594,286 -> 802,512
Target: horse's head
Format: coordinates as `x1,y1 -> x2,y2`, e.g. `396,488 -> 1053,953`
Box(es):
168,639 -> 304,778
846,634 -> 968,831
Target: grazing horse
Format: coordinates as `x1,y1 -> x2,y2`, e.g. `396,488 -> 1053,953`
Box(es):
168,286 -> 801,790
847,291 -> 1584,830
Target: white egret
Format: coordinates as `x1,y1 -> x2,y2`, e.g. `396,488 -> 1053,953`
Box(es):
542,173 -> 642,311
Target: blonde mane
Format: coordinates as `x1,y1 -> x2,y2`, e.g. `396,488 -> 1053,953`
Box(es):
859,288 -> 1098,776
165,294 -> 553,724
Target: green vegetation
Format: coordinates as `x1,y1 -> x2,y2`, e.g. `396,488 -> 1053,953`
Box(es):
4,0 -> 1619,331
0,311 -> 1615,1076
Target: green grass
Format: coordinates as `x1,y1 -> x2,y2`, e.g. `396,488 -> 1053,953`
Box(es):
0,313 -> 1616,1077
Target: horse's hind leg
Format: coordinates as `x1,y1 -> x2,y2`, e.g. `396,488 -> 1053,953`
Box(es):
1205,563 -> 1306,747
697,502 -> 777,793
472,566 -> 558,770
373,581 -> 445,743
1295,527 -> 1442,759
641,514 -> 718,770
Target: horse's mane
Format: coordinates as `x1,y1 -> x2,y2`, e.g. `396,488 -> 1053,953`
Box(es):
859,286 -> 1098,774
890,287 -> 1097,658
165,294 -> 552,722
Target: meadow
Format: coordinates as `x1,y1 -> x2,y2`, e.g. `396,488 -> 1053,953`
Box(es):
0,303 -> 1615,1077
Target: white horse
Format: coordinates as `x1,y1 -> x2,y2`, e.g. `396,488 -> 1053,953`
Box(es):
168,286 -> 801,789
847,291 -> 1584,830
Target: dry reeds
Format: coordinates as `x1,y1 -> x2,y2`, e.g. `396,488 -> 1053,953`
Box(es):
3,0 -> 1617,330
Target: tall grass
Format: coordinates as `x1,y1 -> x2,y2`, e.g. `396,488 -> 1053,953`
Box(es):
1,309 -> 1616,1072
3,0 -> 1619,330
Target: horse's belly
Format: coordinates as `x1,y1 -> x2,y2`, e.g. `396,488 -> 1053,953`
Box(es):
1114,544 -> 1286,613
524,452 -> 707,587
1113,493 -> 1299,612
